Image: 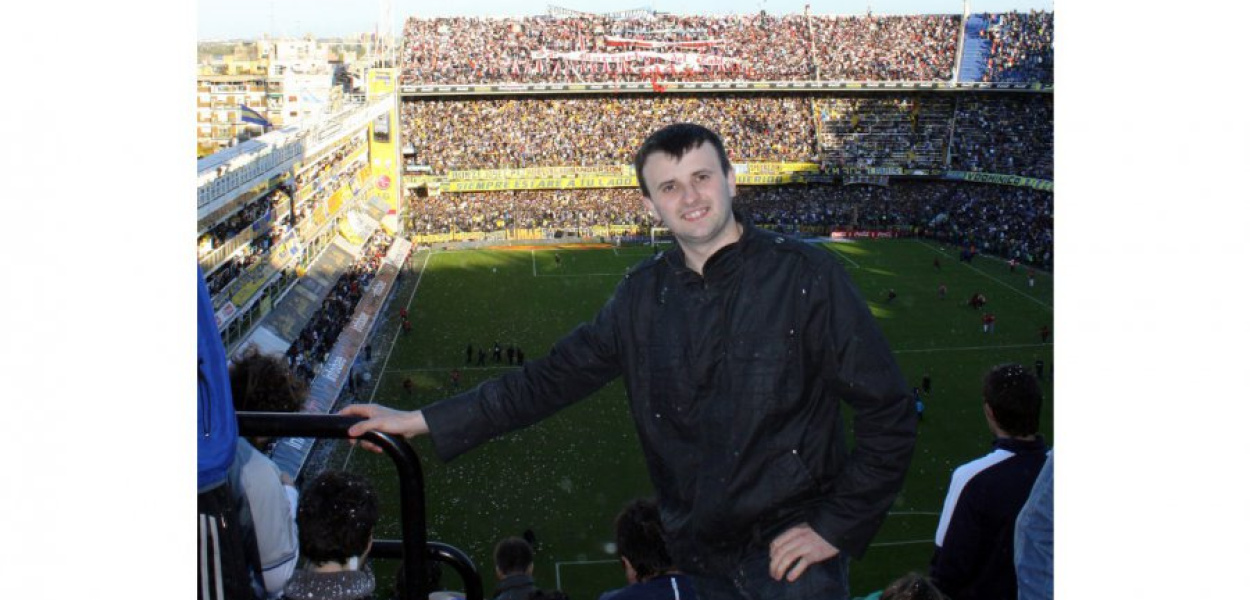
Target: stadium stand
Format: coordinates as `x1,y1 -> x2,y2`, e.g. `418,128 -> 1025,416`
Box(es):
979,11 -> 1054,84
399,13 -> 964,85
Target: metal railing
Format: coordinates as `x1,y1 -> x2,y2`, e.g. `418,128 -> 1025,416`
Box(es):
237,412 -> 483,600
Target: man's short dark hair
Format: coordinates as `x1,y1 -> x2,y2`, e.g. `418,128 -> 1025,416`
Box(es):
297,470 -> 379,564
494,537 -> 534,576
632,123 -> 732,198
982,363 -> 1043,437
614,498 -> 673,582
229,345 -> 308,412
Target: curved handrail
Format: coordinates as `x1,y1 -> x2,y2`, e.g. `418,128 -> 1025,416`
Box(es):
236,412 -> 483,600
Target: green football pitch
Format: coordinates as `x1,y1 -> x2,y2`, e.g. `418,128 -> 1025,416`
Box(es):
323,237 -> 1054,599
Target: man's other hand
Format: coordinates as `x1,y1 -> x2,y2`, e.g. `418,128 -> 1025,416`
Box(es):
768,523 -> 840,582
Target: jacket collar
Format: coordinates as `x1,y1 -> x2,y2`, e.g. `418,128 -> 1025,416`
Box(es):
494,573 -> 536,595
992,435 -> 1048,454
664,210 -> 757,285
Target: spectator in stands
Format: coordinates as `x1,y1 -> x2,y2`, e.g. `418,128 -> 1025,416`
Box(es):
282,470 -> 380,600
600,499 -> 696,600
229,345 -> 308,598
492,537 -> 538,600
980,11 -> 1054,84
1014,453 -> 1054,600
343,123 -> 916,600
931,363 -> 1050,600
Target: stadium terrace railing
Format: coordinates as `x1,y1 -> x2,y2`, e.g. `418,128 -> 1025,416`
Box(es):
237,412 -> 485,600
398,80 -> 1053,97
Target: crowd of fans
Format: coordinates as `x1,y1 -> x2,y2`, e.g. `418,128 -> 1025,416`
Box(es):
199,187 -> 292,258
285,229 -> 395,381
817,96 -> 956,170
293,135 -> 369,223
402,94 -> 817,172
980,11 -> 1055,84
807,14 -> 959,81
948,94 -> 1053,179
399,13 -> 977,85
406,188 -> 648,235
401,92 -> 1052,180
404,181 -> 1052,267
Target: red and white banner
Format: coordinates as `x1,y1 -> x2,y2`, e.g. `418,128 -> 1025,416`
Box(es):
602,36 -> 727,49
830,230 -> 898,239
529,49 -> 742,68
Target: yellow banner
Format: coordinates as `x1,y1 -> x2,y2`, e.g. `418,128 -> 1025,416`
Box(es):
366,68 -> 400,214
313,202 -> 329,226
445,176 -> 639,192
734,173 -> 814,186
743,162 -> 821,175
327,188 -> 345,214
231,262 -> 271,308
447,165 -> 632,181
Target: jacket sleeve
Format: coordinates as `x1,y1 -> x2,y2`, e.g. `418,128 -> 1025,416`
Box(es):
423,279 -> 627,462
805,261 -> 918,558
930,477 -> 987,596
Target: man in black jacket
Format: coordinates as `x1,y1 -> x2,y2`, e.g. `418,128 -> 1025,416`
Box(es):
342,123 -> 917,600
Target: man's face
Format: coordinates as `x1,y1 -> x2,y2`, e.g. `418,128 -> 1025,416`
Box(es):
640,142 -> 738,255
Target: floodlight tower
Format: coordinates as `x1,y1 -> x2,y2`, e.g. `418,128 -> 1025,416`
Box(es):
377,0 -> 394,67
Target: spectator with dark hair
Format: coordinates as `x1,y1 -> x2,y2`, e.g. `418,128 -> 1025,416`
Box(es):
228,345 -> 309,598
282,471 -> 381,600
492,537 -> 537,600
601,499 -> 696,600
931,364 -> 1049,600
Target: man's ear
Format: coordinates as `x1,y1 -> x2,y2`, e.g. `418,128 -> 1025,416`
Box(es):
641,195 -> 660,223
727,168 -> 737,197
621,557 -> 638,584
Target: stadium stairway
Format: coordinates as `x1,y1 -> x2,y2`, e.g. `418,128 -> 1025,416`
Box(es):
958,13 -> 991,82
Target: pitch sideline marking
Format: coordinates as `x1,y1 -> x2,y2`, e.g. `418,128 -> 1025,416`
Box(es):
825,243 -> 862,269
342,249 -> 435,470
915,240 -> 1052,311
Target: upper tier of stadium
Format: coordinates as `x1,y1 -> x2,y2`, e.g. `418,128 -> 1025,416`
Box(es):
397,10 -> 1053,86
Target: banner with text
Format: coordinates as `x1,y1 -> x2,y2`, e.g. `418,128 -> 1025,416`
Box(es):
942,170 -> 1053,191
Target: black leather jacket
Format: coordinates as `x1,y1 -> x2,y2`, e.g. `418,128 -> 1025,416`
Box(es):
425,220 -> 916,576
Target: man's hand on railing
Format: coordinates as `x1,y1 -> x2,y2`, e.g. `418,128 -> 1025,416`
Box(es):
339,404 -> 429,453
